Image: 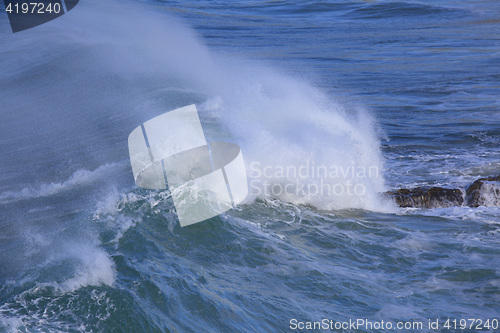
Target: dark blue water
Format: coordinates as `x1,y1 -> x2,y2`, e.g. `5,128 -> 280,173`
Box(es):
0,0 -> 499,332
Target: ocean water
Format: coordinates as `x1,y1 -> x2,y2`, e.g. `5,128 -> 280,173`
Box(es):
0,0 -> 499,332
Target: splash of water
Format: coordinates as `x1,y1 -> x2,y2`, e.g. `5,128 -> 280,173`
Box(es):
1,0 -> 389,213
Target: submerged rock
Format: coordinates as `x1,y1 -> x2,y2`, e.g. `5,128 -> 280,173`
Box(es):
465,175 -> 500,207
388,187 -> 464,208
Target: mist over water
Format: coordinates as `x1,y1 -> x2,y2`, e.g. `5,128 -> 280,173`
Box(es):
3,0 -> 387,210
1,0 -> 499,332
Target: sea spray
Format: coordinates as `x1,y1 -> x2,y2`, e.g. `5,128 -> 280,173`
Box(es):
201,63 -> 389,210
1,0 -> 388,211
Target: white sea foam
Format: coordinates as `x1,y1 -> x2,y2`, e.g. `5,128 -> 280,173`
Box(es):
471,180 -> 500,207
0,314 -> 22,333
93,189 -> 142,244
14,226 -> 117,295
201,65 -> 390,211
0,163 -> 119,204
23,238 -> 117,293
414,206 -> 500,222
55,241 -> 116,293
0,287 -> 114,332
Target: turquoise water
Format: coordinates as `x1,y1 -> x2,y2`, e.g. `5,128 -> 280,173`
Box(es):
0,0 -> 499,332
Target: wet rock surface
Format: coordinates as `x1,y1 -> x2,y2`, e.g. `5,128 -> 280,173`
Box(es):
465,175 -> 500,207
389,187 -> 464,208
388,175 -> 500,208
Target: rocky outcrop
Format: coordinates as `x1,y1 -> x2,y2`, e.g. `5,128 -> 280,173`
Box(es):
465,175 -> 500,207
388,175 -> 500,208
388,187 -> 464,208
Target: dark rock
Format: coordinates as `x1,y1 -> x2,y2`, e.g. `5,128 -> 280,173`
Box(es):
388,187 -> 464,208
465,175 -> 500,207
